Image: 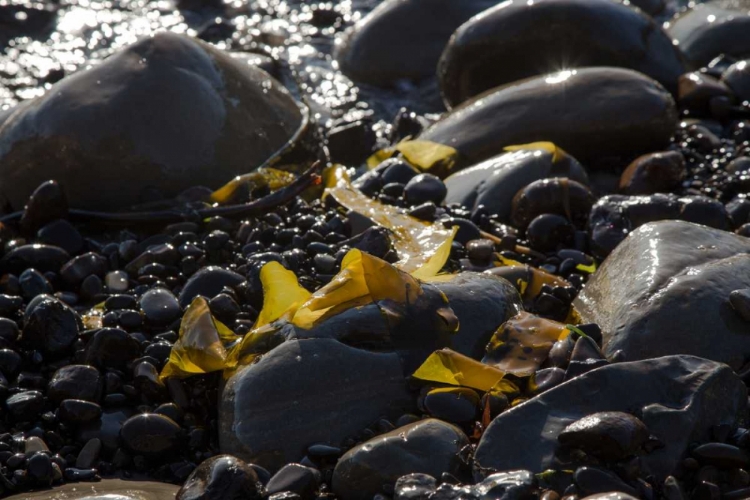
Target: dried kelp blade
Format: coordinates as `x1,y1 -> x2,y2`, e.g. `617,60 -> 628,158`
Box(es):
483,311 -> 571,377
210,167 -> 297,204
367,140 -> 458,175
291,248 -> 424,329
327,183 -> 456,275
160,296 -> 240,380
412,348 -> 518,394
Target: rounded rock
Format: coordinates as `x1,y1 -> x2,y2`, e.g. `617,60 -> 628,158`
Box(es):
619,151 -> 686,195
139,288 -> 181,326
558,411 -> 650,461
177,455 -> 262,500
120,413 -> 181,456
404,174 -> 447,206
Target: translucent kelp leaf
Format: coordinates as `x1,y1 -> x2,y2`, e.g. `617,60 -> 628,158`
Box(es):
483,311 -> 570,377
160,297 -> 240,380
575,261 -> 597,274
327,183 -> 456,275
255,262 -> 312,328
322,164 -> 352,189
490,256 -> 570,306
412,348 -> 518,393
503,142 -> 568,163
367,140 -> 458,175
412,226 -> 458,280
210,167 -> 297,204
292,248 -> 423,329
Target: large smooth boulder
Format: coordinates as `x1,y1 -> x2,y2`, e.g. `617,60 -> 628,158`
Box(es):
474,355 -> 747,480
666,0 -> 750,70
420,67 -> 677,169
332,419 -> 470,500
439,0 -> 685,107
0,32 -> 306,210
219,339 -> 414,471
575,221 -> 750,369
443,146 -> 589,220
334,0 -> 499,87
5,479 -> 179,499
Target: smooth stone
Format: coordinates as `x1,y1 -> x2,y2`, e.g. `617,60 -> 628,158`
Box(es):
666,0 -> 750,70
444,146 -> 589,221
619,151 -> 686,195
84,327 -> 141,370
48,364 -> 102,403
179,266 -> 245,308
423,387 -> 479,423
140,287 -> 181,326
334,0 -> 499,86
4,479 -> 179,499
59,399 -> 103,425
266,464 -> 321,500
120,413 -> 181,456
19,180 -> 68,236
20,298 -> 80,356
587,195 -> 730,259
574,467 -> 638,497
37,219 -> 84,255
78,407 -> 134,454
19,268 -> 53,298
404,174 -> 447,206
438,0 -> 685,107
0,244 -> 70,274
677,72 -> 733,116
558,412 -> 650,461
219,339 -> 415,471
60,252 -> 108,286
511,177 -> 594,230
24,437 -> 49,453
332,419 -> 470,500
473,355 -> 747,481
177,455 -> 263,500
125,243 -> 180,275
0,32 -> 305,210
574,221 -> 750,369
27,452 -> 53,484
722,60 -> 750,102
421,67 -> 677,169
692,443 -> 749,469
0,348 -> 21,375
105,270 -> 130,293
6,390 -> 44,421
76,438 -> 102,469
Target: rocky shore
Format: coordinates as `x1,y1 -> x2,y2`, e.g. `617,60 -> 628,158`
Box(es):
2,0 -> 750,500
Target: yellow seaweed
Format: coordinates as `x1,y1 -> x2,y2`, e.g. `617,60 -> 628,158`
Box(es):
255,262 -> 312,328
210,167 -> 297,204
160,297 -> 240,380
291,248 -> 423,329
366,140 -> 458,175
327,183 -> 455,276
503,141 -> 568,163
484,312 -> 570,377
412,348 -> 518,393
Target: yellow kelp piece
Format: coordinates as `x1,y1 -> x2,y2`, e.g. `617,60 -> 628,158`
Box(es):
160,297 -> 240,380
255,262 -> 312,328
412,348 -> 518,394
484,312 -> 571,377
327,183 -> 455,275
322,164 -> 352,189
210,167 -> 297,204
366,140 -> 458,176
489,256 -> 571,306
503,142 -> 568,163
292,249 -> 423,329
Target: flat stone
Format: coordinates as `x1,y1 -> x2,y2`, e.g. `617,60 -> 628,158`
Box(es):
334,0 -> 498,86
438,0 -> 684,106
420,67 -> 677,169
473,355 -> 746,481
0,32 -> 305,210
219,339 -> 414,472
574,221 -> 750,369
332,419 -> 470,500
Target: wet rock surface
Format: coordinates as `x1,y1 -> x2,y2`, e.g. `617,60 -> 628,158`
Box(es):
438,0 -> 685,107
421,67 -> 677,168
5,479 -> 180,499
575,221 -> 750,368
474,355 -> 747,481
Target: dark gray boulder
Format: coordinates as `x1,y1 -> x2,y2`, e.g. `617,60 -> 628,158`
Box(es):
474,355 -> 746,481
666,0 -> 750,70
575,220 -> 750,369
219,339 -> 415,472
420,67 -> 677,169
334,0 -> 499,87
0,32 -> 306,210
438,0 -> 685,107
332,419 -> 470,500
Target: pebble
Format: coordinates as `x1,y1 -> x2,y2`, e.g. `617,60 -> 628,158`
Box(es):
267,464 -> 321,500
76,438 -> 102,469
84,328 -> 141,370
58,399 -> 103,424
120,413 -> 181,456
48,365 -> 102,403
178,266 -> 245,308
37,219 -> 84,255
177,455 -> 262,500
404,174 -> 447,206
558,412 -> 650,461
60,252 -> 108,286
526,214 -> 575,252
6,390 -> 45,421
692,443 -> 749,469
105,271 -> 130,293
574,466 -> 638,497
19,180 -> 68,235
27,452 -> 53,484
139,288 -> 181,326
422,387 -> 478,423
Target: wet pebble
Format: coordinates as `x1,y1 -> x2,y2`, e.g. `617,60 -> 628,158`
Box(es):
27,452 -> 53,484
76,438 -> 102,469
619,151 -> 686,195
21,298 -> 80,356
139,288 -> 181,326
692,443 -> 749,469
558,412 -> 650,461
267,464 -> 321,500
422,387 -> 478,423
84,328 -> 141,370
58,399 -> 102,425
178,266 -> 245,308
37,219 -> 84,255
404,174 -> 447,206
526,214 -> 575,253
120,413 -> 181,456
48,364 -> 102,403
574,466 -> 638,497
6,390 -> 45,421
177,455 -> 263,500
